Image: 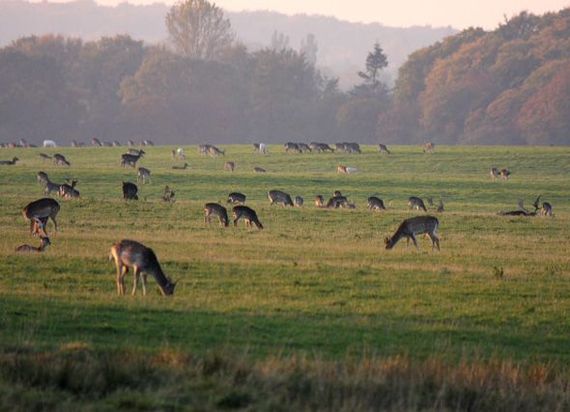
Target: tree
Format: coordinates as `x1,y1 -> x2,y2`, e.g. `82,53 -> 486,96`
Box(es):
356,42 -> 388,93
300,33 -> 318,66
270,31 -> 290,52
165,0 -> 234,60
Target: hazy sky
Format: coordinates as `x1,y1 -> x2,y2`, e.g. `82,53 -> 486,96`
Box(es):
89,0 -> 569,29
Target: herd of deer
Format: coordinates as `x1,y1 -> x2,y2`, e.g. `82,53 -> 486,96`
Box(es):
6,141 -> 556,297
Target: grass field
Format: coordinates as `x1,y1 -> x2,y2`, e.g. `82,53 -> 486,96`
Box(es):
0,144 -> 569,410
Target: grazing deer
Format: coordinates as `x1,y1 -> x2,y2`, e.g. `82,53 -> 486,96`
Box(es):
204,203 -> 229,227
309,142 -> 334,153
367,196 -> 386,211
39,153 -> 52,162
59,179 -> 80,199
385,216 -> 440,250
224,161 -> 236,172
422,142 -> 435,153
110,239 -> 176,296
268,190 -> 294,206
142,139 -> 154,146
284,142 -> 301,153
22,198 -> 60,236
53,153 -> 70,166
378,144 -> 391,154
344,142 -> 361,153
91,137 -> 102,146
112,141 -> 121,147
297,143 -> 312,153
253,166 -> 266,173
122,182 -> 139,200
15,236 -> 51,253
207,145 -> 225,157
162,185 -> 176,203
43,177 -> 62,196
326,194 -> 352,209
121,150 -> 144,168
408,196 -> 427,212
500,168 -> 511,180
294,196 -> 304,207
227,192 -> 246,204
172,162 -> 189,170
490,167 -> 500,180
314,195 -> 325,208
0,157 -> 19,165
137,167 -> 151,184
233,205 -> 263,229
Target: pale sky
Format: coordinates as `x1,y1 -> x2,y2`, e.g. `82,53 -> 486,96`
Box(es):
90,0 -> 570,29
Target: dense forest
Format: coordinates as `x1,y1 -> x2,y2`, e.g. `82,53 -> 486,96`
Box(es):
0,3 -> 568,146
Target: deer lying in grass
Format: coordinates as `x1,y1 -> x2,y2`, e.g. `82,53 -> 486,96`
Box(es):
15,236 -> 51,253
59,179 -> 80,199
22,198 -> 60,236
172,162 -> 189,170
0,157 -> 19,165
110,239 -> 176,296
204,203 -> 229,227
498,195 -> 551,217
367,196 -> 386,211
385,216 -> 440,250
233,205 -> 263,229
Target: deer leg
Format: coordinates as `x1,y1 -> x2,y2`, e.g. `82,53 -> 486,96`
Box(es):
141,273 -> 148,296
116,265 -> 128,295
132,266 -> 140,296
410,234 -> 419,249
51,215 -> 58,233
233,217 -> 239,227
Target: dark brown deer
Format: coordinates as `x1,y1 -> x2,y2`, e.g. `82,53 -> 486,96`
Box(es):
121,150 -> 145,168
233,205 -> 263,229
15,236 -> 51,253
122,182 -> 138,200
385,216 -> 440,250
22,198 -> 60,236
110,239 -> 176,296
0,157 -> 19,165
204,203 -> 229,227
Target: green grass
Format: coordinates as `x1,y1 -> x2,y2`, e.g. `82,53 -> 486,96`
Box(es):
0,144 -> 569,409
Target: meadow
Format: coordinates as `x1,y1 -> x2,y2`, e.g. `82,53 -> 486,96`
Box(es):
0,144 -> 569,410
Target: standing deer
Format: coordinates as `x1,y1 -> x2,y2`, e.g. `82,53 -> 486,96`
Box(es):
204,203 -> 229,227
490,167 -> 500,180
121,150 -> 145,168
422,142 -> 435,153
22,198 -> 60,236
268,190 -> 294,206
122,182 -> 139,200
500,168 -> 511,180
162,185 -> 176,203
15,236 -> 51,253
408,196 -> 427,212
378,144 -> 391,154
110,239 -> 176,296
224,161 -> 236,172
137,167 -> 151,184
207,145 -> 225,157
367,196 -> 386,211
233,205 -> 263,229
294,196 -> 304,207
385,216 -> 440,250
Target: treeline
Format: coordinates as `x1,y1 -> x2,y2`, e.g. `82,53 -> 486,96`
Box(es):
384,9 -> 570,145
0,8 -> 568,146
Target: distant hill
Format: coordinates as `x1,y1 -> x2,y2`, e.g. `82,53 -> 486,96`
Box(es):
0,0 -> 456,88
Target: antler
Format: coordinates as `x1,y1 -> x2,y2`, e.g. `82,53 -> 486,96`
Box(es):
532,195 -> 541,211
